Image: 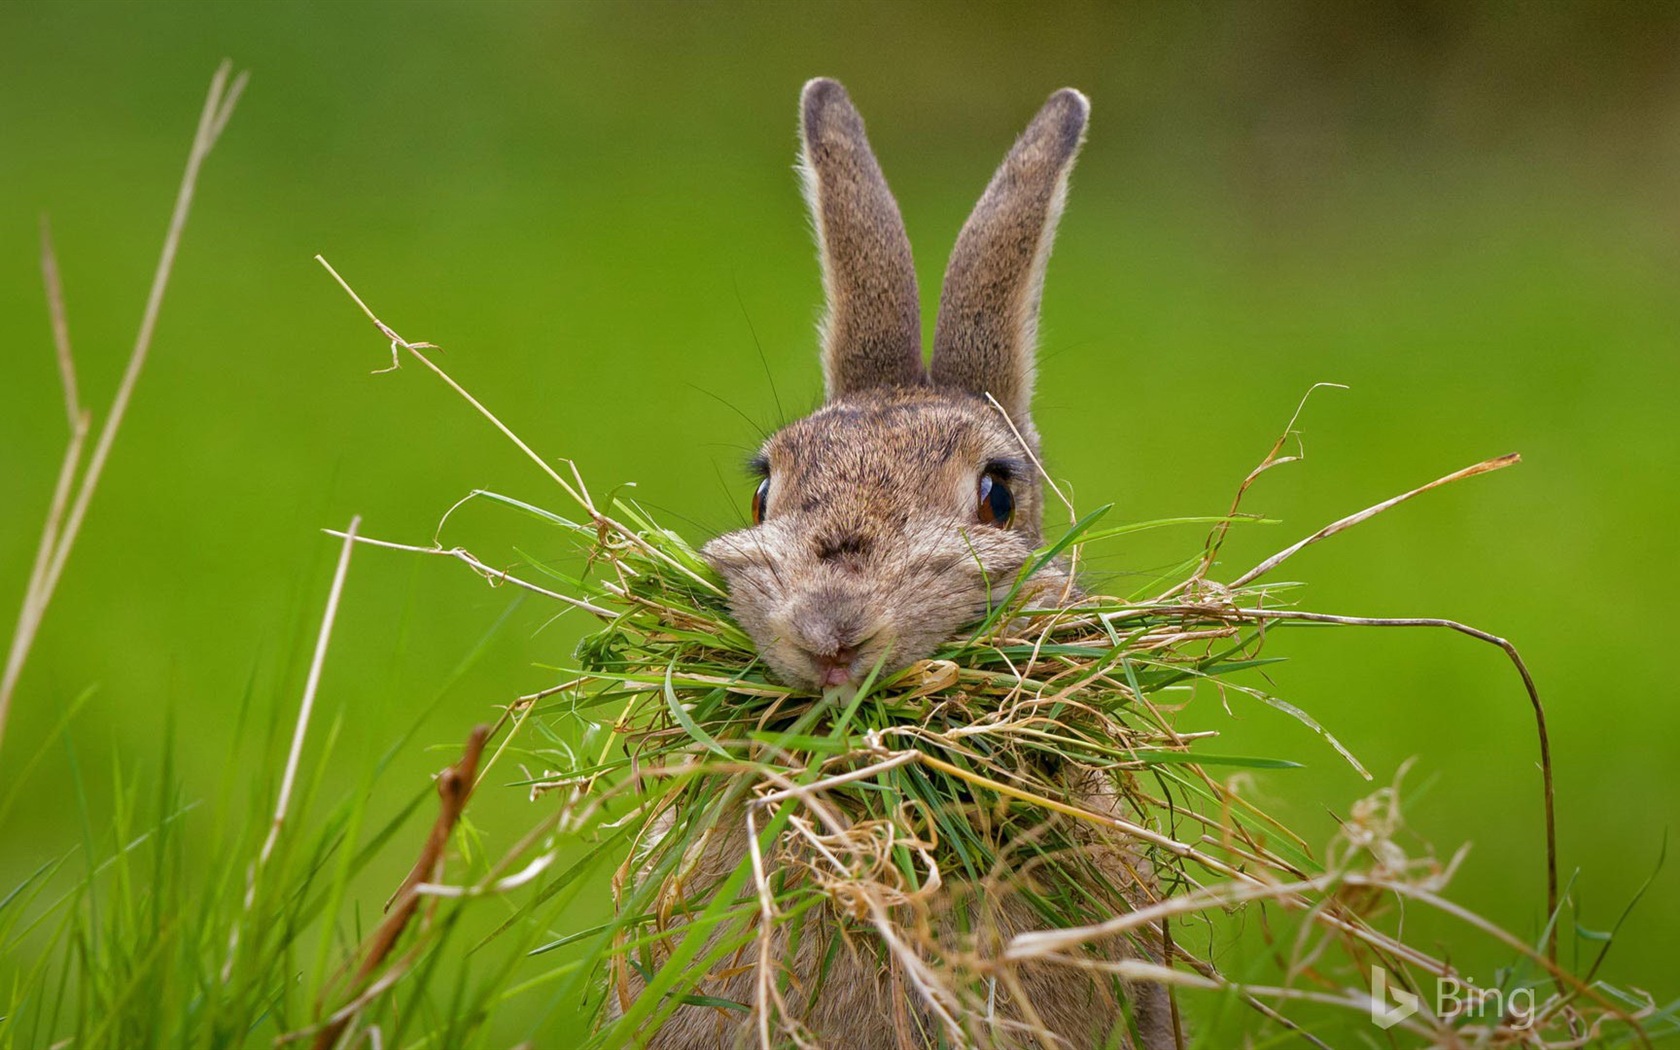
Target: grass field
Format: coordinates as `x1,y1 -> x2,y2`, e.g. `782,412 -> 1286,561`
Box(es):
2,3 -> 1678,1044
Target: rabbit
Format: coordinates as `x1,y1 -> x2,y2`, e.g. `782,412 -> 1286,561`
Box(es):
618,79 -> 1176,1050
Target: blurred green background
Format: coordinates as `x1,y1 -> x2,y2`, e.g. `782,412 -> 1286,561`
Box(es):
3,0 -> 1678,1041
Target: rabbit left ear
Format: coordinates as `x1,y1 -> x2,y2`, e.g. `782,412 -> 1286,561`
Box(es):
930,88 -> 1088,430
799,78 -> 926,400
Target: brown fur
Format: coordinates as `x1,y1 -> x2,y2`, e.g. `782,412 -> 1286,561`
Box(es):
705,386 -> 1046,690
625,778 -> 1174,1050
617,80 -> 1176,1048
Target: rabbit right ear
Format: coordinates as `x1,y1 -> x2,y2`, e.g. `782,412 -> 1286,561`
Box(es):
799,78 -> 925,399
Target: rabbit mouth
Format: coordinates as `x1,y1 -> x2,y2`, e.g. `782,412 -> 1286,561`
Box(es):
774,627 -> 893,691
812,643 -> 860,689
802,631 -> 889,690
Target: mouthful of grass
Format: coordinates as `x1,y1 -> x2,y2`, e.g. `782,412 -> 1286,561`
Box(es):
308,259 -> 1666,1049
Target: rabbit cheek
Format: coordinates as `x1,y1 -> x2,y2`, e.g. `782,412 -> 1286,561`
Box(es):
700,532 -> 792,665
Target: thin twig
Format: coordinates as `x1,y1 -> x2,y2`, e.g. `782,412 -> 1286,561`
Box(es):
312,255 -> 585,506
323,529 -> 614,617
312,723 -> 490,1050
39,216 -> 80,430
39,62 -> 247,608
312,256 -> 727,600
1229,605 -> 1559,968
0,415 -> 87,737
1191,381 -> 1345,586
224,516 -> 361,979
745,806 -> 777,1050
0,226 -> 90,748
0,61 -> 246,756
1229,453 -> 1521,590
267,518 -> 362,859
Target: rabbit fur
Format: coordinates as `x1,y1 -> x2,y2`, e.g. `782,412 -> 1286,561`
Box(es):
618,79 -> 1176,1050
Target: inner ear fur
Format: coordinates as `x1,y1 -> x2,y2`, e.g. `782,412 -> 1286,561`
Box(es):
799,78 -> 925,400
929,88 -> 1089,428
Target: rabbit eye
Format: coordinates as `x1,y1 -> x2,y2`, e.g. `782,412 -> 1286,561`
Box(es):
977,472 -> 1014,528
751,477 -> 771,525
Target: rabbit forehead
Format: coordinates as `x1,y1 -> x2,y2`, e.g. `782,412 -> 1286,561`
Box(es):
763,389 -> 1026,498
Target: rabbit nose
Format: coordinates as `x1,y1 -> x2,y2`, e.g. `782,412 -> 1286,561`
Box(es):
778,590 -> 882,688
815,645 -> 860,688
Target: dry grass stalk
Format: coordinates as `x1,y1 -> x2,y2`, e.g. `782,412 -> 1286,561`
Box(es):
222,516 -> 363,981
308,723 -> 490,1050
0,61 -> 247,755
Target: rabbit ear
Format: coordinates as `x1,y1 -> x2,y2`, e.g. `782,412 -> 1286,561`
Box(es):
930,88 -> 1088,427
799,78 -> 925,399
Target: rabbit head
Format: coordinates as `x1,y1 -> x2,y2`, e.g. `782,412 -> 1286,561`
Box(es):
702,79 -> 1088,691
